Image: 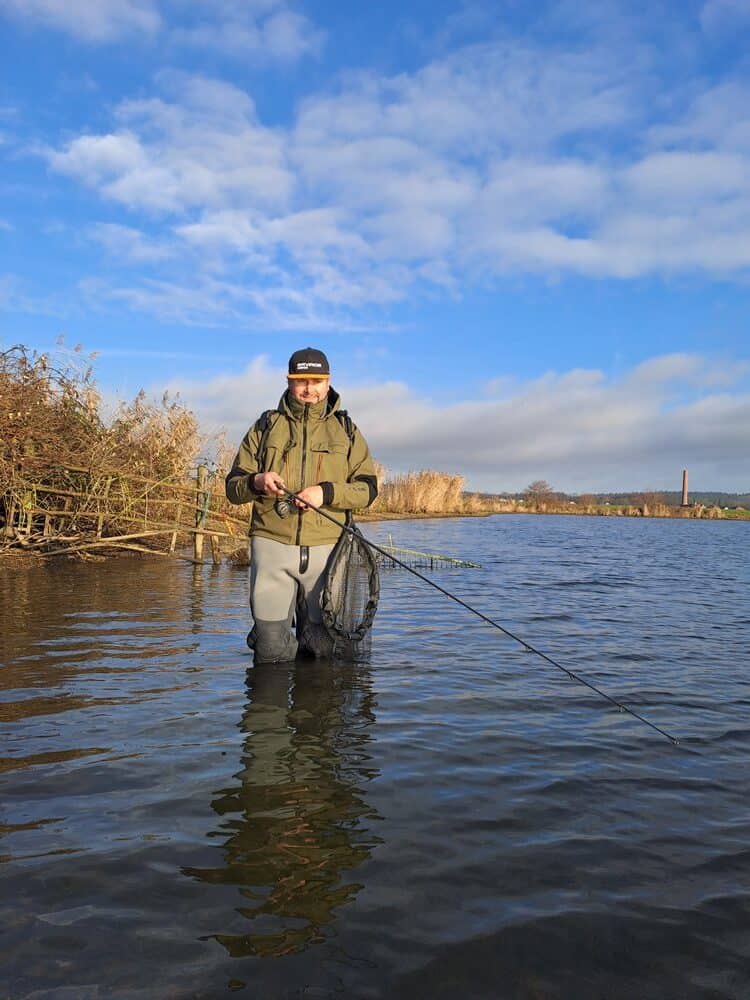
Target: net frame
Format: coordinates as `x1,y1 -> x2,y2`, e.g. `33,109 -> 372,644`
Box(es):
320,525 -> 380,644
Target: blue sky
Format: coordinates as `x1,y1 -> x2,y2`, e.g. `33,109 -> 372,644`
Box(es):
1,0 -> 749,491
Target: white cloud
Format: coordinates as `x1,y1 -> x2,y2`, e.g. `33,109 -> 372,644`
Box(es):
700,0 -> 750,35
80,275 -> 253,326
623,354 -> 750,392
39,22 -> 750,324
173,4 -> 322,61
624,152 -> 749,202
0,0 -> 161,42
293,41 -> 633,159
628,354 -> 704,385
48,133 -> 149,190
1,0 -> 321,61
0,273 -> 65,316
48,76 -> 292,214
162,352 -> 750,492
650,83 -> 750,153
78,273 -> 388,330
88,223 -> 173,262
262,8 -> 322,59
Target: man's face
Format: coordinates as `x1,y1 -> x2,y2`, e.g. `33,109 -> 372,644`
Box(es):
287,376 -> 330,404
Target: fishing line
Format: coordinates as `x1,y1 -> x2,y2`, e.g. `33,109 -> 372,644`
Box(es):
284,488 -> 680,746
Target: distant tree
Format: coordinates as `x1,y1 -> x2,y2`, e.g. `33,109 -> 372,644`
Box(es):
632,490 -> 667,508
524,480 -> 554,502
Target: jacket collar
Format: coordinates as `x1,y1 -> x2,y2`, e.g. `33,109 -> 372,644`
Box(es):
279,387 -> 340,422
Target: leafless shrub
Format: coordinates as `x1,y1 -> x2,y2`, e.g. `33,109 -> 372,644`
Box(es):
0,344 -> 247,554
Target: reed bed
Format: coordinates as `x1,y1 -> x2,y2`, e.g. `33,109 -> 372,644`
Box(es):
1,345 -> 249,558
373,470 -> 466,514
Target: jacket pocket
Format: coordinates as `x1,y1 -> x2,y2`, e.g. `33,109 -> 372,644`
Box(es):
310,441 -> 348,482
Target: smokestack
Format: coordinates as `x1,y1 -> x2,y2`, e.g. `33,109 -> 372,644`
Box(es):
681,469 -> 689,506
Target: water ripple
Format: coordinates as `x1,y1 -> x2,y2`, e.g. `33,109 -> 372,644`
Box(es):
1,517 -> 749,998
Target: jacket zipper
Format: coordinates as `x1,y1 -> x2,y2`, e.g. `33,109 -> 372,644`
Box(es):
296,406 -> 308,545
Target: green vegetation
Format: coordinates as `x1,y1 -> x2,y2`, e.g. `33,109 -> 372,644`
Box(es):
470,485 -> 747,521
480,486 -> 750,511
720,508 -> 750,521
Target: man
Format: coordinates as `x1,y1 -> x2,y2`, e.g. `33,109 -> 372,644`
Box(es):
225,348 -> 378,663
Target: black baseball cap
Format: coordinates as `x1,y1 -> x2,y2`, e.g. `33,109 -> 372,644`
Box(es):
288,347 -> 330,379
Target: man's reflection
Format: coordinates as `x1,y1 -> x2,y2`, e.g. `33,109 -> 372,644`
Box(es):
185,660 -> 380,957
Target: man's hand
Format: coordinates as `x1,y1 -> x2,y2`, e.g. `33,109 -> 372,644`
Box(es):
253,471 -> 286,497
293,485 -> 324,511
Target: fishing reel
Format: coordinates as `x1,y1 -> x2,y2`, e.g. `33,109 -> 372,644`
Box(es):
274,496 -> 295,519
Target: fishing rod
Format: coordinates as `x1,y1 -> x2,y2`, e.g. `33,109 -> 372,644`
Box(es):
284,488 -> 679,746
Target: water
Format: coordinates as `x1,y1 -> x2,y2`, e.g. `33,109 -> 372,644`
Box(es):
1,514 -> 749,999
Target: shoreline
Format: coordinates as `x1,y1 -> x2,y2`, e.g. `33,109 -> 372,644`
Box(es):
359,507 -> 750,523
356,510 -> 493,522
4,505 -> 747,567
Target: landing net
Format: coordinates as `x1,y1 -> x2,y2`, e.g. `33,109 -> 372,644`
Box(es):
321,525 -> 380,660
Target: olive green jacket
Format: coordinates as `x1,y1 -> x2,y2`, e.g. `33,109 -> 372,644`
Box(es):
225,388 -> 378,546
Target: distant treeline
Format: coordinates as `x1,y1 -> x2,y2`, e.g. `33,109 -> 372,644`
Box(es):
593,491 -> 749,508
478,490 -> 750,508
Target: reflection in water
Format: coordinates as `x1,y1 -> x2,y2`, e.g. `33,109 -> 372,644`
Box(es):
4,520 -> 747,996
184,660 -> 380,958
190,564 -> 205,634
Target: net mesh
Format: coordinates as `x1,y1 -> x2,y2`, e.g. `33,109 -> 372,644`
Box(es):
320,526 -> 380,660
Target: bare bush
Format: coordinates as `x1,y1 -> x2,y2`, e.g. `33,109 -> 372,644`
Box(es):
0,344 -> 245,554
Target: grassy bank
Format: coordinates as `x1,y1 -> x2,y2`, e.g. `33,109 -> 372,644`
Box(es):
499,499 -> 750,521
361,499 -> 750,523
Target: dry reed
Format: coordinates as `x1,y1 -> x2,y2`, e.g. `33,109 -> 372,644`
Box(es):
372,470 -> 466,514
1,344 -> 250,556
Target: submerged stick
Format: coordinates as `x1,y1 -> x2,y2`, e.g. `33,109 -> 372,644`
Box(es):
284,489 -> 679,746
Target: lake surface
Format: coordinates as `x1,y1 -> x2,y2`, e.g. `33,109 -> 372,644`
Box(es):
1,514 -> 749,999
